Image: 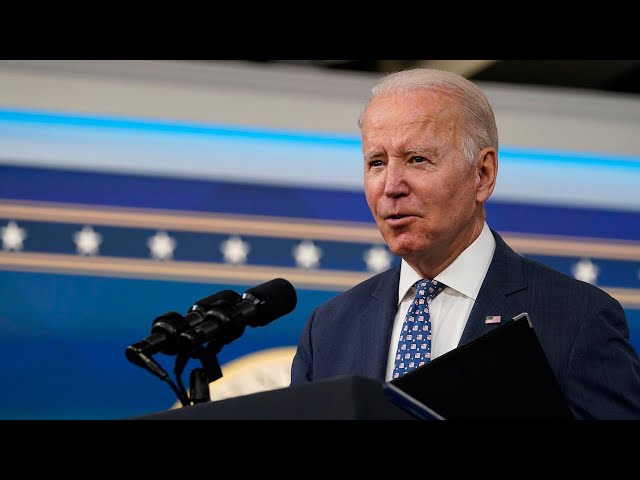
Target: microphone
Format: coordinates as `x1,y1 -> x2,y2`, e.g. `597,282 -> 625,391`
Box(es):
125,289 -> 240,370
179,278 -> 297,348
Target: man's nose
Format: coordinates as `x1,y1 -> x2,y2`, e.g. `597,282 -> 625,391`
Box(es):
383,163 -> 410,197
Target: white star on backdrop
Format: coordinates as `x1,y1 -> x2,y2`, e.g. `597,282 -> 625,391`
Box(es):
1,221 -> 26,251
572,258 -> 599,284
147,231 -> 177,260
221,236 -> 250,264
73,226 -> 102,256
292,240 -> 322,269
363,245 -> 392,273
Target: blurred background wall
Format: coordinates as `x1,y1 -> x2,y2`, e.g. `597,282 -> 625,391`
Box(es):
0,60 -> 638,419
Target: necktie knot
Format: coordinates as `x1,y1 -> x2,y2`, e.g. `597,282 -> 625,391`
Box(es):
415,278 -> 446,302
391,278 -> 447,380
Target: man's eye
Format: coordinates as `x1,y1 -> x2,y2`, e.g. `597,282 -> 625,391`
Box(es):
411,156 -> 427,163
370,160 -> 383,167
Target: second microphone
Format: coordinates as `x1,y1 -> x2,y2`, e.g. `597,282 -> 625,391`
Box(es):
179,277 -> 297,352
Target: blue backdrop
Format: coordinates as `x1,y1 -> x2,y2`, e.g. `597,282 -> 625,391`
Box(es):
0,108 -> 638,419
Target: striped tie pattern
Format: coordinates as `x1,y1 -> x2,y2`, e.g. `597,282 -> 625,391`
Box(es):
392,279 -> 446,379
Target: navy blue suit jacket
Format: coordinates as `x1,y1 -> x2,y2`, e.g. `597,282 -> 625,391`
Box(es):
290,230 -> 640,419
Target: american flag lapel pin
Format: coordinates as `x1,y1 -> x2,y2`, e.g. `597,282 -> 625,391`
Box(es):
485,315 -> 501,324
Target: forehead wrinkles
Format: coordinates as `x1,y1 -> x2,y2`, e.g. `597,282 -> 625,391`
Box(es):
362,100 -> 459,156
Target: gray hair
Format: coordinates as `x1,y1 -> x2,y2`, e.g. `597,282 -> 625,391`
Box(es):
357,68 -> 498,164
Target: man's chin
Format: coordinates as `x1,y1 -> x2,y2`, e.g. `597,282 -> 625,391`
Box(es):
386,242 -> 422,259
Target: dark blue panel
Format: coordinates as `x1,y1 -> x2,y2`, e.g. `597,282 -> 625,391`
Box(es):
0,164 -> 373,223
0,269 -> 339,419
486,201 -> 640,242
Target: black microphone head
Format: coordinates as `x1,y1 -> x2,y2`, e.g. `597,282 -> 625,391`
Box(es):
150,311 -> 185,355
243,278 -> 297,326
190,289 -> 241,315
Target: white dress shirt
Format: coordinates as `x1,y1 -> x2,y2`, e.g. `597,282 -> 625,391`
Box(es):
385,222 -> 496,381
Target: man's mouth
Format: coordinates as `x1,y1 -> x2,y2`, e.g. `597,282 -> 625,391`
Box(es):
384,214 -> 415,226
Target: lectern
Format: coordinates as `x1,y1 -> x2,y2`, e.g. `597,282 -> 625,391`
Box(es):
133,375 -> 421,420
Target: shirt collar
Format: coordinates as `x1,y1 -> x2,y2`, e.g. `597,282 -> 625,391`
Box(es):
397,222 -> 496,305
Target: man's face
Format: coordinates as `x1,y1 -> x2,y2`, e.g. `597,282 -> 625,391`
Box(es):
361,90 -> 486,276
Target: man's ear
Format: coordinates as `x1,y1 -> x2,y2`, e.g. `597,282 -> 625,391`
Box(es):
475,147 -> 498,203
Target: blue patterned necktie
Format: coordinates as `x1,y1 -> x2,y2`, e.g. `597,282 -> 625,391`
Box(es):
392,279 -> 446,380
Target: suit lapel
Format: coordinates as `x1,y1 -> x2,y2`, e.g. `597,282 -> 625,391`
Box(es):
364,266 -> 401,380
459,230 -> 528,346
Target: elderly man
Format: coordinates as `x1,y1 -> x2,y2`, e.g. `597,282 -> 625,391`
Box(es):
290,68 -> 640,420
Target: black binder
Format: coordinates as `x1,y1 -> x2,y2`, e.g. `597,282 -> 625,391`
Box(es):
385,312 -> 574,420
